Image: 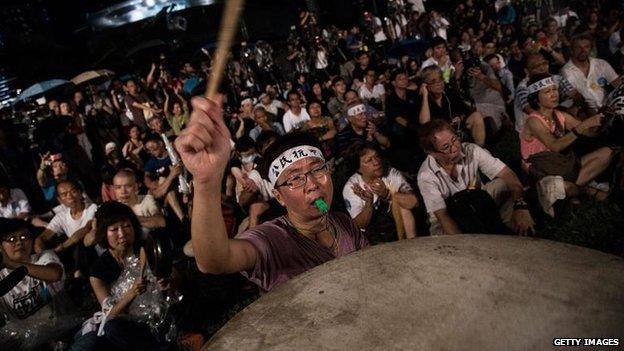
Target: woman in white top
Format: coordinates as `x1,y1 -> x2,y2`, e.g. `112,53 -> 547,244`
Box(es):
342,141 -> 419,242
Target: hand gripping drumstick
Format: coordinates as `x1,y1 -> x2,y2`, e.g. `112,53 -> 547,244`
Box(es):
205,0 -> 245,100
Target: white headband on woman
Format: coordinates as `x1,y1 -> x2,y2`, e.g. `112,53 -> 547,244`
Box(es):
347,104 -> 366,116
527,77 -> 557,94
268,145 -> 325,186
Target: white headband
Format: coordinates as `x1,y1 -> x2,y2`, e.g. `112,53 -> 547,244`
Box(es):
268,145 -> 325,186
348,104 -> 366,116
528,77 -> 557,94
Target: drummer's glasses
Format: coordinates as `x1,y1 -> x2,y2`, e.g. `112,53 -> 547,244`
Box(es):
276,163 -> 329,190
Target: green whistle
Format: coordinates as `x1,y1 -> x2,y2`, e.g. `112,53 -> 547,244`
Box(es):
314,198 -> 329,214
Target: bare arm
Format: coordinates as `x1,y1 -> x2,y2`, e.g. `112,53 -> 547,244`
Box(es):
395,116 -> 409,127
352,202 -> 374,230
2,259 -> 63,283
525,118 -> 578,153
235,118 -> 246,140
418,87 -> 431,124
433,208 -> 462,235
34,229 -> 56,254
480,73 -> 503,93
146,165 -> 181,199
90,276 -> 144,318
495,167 -> 524,201
176,96 -> 258,274
175,91 -> 189,112
147,64 -> 157,86
320,118 -> 337,141
394,192 -> 418,209
36,167 -> 48,187
57,222 -> 93,252
495,167 -> 535,235
163,92 -> 171,118
374,131 -> 391,149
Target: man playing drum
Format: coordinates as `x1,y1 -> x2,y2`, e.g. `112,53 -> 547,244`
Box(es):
176,96 -> 368,292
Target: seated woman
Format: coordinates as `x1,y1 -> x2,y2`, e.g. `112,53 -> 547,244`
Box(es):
0,218 -> 67,349
342,141 -> 419,243
74,202 -> 173,350
302,101 -> 337,159
521,73 -> 615,201
121,124 -> 147,169
230,137 -> 271,229
418,65 -> 487,146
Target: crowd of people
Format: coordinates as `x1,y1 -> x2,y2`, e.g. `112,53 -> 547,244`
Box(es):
1,0 -> 624,349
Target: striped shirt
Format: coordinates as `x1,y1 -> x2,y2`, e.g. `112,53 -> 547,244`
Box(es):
417,143 -> 506,214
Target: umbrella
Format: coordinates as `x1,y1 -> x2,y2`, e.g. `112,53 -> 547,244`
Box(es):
15,79 -> 71,102
71,69 -> 115,85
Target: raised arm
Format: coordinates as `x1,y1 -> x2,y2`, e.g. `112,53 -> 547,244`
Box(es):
163,89 -> 171,118
147,63 -> 157,86
175,96 -> 257,274
418,84 -> 431,124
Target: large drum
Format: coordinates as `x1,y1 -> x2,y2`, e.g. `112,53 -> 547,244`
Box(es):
205,235 -> 624,350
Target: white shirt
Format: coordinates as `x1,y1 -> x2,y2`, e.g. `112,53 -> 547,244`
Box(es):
552,10 -> 578,27
256,99 -> 284,116
131,195 -> 161,217
359,83 -> 386,102
407,0 -> 426,13
374,29 -> 388,43
417,143 -> 506,214
431,17 -> 450,40
609,31 -> 622,55
0,250 -> 64,319
46,203 -> 98,238
561,58 -> 619,110
0,188 -> 30,219
248,169 -> 274,202
282,108 -> 311,133
342,168 -> 413,218
315,50 -> 328,70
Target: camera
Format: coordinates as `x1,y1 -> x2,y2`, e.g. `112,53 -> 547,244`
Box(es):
460,50 -> 482,70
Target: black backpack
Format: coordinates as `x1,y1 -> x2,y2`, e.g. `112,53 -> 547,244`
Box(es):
445,189 -> 509,234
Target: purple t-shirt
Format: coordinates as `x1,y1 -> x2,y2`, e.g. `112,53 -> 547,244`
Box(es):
238,212 -> 369,292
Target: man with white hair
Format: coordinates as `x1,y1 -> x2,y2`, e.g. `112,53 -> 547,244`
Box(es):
175,97 -> 368,292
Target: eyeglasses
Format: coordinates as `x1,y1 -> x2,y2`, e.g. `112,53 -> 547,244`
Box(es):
275,163 -> 329,190
3,234 -> 30,244
435,136 -> 460,154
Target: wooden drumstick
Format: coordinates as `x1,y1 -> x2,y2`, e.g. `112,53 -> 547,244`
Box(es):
205,0 -> 245,100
